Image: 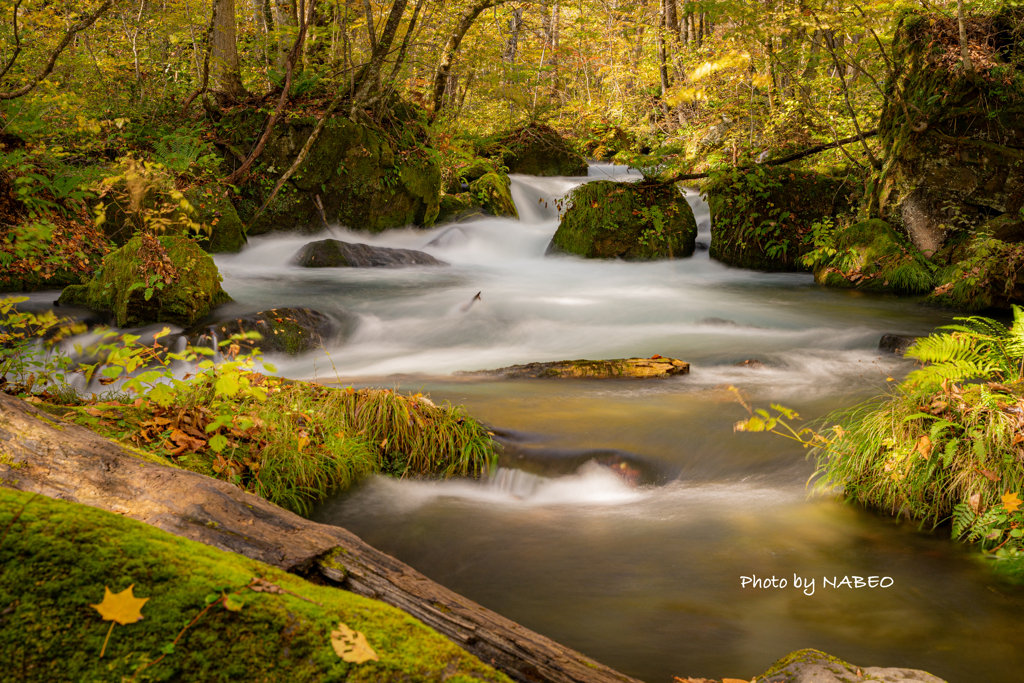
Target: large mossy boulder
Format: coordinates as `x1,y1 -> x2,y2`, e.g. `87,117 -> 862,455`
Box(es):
813,219 -> 935,294
873,11 -> 1024,256
231,107 -> 441,235
468,171 -> 518,218
184,306 -> 350,355
486,124 -> 588,177
707,166 -> 856,271
756,648 -> 946,683
58,234 -> 231,327
548,179 -> 697,260
435,193 -> 484,223
0,487 -> 512,683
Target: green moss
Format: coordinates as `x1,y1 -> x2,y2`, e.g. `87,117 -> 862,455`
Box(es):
485,124 -> 588,177
758,649 -> 857,680
0,487 -> 511,683
468,172 -> 517,218
707,165 -> 857,272
57,235 -> 231,327
549,179 -> 697,260
435,194 -> 482,223
185,186 -> 247,254
814,219 -> 935,293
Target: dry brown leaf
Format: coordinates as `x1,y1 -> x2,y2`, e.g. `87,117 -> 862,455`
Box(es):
916,435 -> 932,459
331,623 -> 379,663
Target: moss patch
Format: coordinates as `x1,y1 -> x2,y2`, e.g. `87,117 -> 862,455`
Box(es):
57,234 -> 231,327
185,186 -> 247,253
706,165 -> 856,272
0,487 -> 511,683
484,124 -> 588,177
549,179 -> 696,260
814,219 -> 935,294
468,172 -> 517,218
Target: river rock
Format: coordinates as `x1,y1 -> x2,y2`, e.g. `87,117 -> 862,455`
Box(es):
485,123 -> 589,177
707,166 -> 856,272
435,193 -> 485,223
293,239 -> 447,268
756,649 -> 946,683
460,357 -> 689,379
548,179 -> 697,260
872,12 -> 1024,257
734,359 -> 766,369
879,333 -> 919,355
184,306 -> 347,355
58,234 -> 231,328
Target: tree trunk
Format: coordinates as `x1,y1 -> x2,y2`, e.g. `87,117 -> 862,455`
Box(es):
431,0 -> 511,115
349,0 -> 410,113
271,0 -> 296,69
0,393 -> 643,683
211,0 -> 246,99
957,0 -> 973,75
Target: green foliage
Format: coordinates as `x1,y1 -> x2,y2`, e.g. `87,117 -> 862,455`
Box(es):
809,218 -> 935,294
0,488 -> 513,682
0,297 -> 84,395
151,129 -> 222,177
928,237 -> 1024,310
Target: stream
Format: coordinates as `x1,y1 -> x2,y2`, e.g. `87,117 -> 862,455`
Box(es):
70,164 -> 1024,681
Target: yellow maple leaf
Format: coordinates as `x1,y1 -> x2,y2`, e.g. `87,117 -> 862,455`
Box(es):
331,623 -> 379,663
92,584 -> 148,625
91,584 -> 149,658
1002,491 -> 1023,514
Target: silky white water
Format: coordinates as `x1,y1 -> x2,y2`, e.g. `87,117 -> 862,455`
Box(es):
208,164 -> 1021,682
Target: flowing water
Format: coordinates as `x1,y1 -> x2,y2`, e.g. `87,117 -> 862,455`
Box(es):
144,165 -> 1024,680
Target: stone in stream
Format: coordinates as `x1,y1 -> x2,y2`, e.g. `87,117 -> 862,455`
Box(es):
734,359 -> 766,369
755,648 -> 946,683
879,333 -> 919,356
293,239 -> 448,268
183,307 -> 351,355
459,356 -> 689,379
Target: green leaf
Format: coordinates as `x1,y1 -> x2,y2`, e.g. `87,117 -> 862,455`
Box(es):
215,374 -> 240,397
208,434 -> 228,453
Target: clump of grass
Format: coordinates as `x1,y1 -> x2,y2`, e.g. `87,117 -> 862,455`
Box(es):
48,378 -> 497,516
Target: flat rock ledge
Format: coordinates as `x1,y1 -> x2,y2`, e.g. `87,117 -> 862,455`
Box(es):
294,238 -> 448,268
746,648 -> 947,683
460,356 -> 690,379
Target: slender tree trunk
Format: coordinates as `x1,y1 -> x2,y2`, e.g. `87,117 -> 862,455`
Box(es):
349,0 -> 411,114
657,0 -> 669,98
272,0 -> 296,68
363,0 -> 377,52
431,0 -> 511,115
211,0 -> 246,99
957,0 -> 973,75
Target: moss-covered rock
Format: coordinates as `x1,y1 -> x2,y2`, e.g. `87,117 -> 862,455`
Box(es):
872,11 -> 1024,256
94,159 -> 200,246
185,185 -> 247,253
0,487 -> 512,683
462,356 -> 690,379
229,107 -> 442,235
813,219 -> 935,293
184,307 -> 346,355
485,124 -> 588,177
435,193 -> 484,223
58,234 -> 231,327
468,172 -> 518,218
707,165 -> 856,271
548,179 -> 696,260
756,648 -> 946,683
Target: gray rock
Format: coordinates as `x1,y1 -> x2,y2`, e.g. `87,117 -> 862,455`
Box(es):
293,239 -> 448,268
757,649 -> 946,683
184,307 -> 352,355
879,333 -> 919,355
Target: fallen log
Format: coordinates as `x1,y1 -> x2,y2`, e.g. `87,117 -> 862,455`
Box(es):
458,356 -> 690,379
0,392 -> 641,683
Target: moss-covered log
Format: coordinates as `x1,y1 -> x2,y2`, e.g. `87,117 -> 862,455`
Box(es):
461,356 -> 690,379
0,487 -> 512,683
548,179 -> 697,260
0,392 -> 643,683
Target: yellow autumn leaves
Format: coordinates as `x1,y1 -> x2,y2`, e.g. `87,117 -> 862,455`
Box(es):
90,580 -> 379,664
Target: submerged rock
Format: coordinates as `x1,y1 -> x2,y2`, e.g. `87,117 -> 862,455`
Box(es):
485,123 -> 588,177
548,179 -> 697,260
58,234 -> 231,328
756,648 -> 946,683
436,193 -> 485,224
813,219 -> 934,294
184,306 -> 344,355
879,333 -> 919,355
460,357 -> 689,379
293,239 -> 447,268
707,166 -> 856,272
734,359 -> 766,369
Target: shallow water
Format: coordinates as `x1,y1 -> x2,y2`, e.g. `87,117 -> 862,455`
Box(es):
23,162 -> 1022,682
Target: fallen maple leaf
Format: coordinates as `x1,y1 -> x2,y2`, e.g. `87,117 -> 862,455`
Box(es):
91,584 -> 149,657
1002,491 -> 1022,514
331,623 -> 379,663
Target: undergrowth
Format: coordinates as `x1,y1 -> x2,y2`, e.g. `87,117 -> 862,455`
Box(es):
1,297 -> 497,515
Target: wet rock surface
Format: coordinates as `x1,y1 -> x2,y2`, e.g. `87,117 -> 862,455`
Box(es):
184,306 -> 349,355
879,333 -> 919,355
459,356 -> 690,379
293,239 -> 448,268
753,649 -> 946,683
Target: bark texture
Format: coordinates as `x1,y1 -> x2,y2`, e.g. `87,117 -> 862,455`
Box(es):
0,392 -> 641,683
